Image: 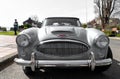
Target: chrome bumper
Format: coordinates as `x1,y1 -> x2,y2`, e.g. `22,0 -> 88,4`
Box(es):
14,52 -> 112,71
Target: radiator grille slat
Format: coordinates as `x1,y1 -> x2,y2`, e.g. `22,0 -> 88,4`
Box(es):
37,42 -> 89,57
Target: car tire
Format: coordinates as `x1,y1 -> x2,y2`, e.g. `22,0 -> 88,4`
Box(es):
94,46 -> 113,72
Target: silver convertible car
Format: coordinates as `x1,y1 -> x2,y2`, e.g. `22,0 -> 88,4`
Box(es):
14,17 -> 112,74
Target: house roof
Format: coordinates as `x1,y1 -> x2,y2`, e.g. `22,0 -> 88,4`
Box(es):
23,18 -> 35,24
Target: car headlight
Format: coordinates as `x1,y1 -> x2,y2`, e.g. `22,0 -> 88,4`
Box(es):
16,34 -> 31,47
95,35 -> 109,48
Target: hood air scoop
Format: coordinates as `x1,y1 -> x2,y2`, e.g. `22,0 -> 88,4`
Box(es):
50,27 -> 75,34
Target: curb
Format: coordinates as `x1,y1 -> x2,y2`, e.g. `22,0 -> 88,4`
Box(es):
109,37 -> 120,40
0,52 -> 17,71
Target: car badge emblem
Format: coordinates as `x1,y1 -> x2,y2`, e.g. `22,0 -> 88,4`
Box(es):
58,34 -> 66,38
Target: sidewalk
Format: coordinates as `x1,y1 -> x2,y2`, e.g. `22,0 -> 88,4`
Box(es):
0,35 -> 17,65
109,37 -> 120,40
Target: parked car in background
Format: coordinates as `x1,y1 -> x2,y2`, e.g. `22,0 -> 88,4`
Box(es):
14,17 -> 113,74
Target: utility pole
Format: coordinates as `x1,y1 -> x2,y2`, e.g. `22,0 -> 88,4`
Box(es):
86,0 -> 88,25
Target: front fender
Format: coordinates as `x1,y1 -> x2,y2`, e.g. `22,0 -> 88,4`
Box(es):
86,28 -> 109,59
17,28 -> 39,60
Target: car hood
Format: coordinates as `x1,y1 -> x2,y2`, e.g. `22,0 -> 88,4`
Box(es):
38,26 -> 88,43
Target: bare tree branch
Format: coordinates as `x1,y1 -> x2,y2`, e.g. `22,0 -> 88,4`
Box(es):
110,0 -> 116,14
112,0 -> 120,18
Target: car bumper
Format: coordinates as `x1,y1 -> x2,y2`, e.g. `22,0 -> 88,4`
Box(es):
14,52 -> 112,71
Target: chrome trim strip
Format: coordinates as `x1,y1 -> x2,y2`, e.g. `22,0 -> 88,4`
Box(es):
40,39 -> 89,47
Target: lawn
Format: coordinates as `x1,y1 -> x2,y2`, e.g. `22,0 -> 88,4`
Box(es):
0,31 -> 19,36
117,34 -> 120,37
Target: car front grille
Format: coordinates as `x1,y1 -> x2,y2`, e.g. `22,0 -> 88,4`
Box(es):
37,41 -> 89,57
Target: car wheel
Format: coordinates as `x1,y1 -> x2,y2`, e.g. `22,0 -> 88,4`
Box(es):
94,47 -> 113,72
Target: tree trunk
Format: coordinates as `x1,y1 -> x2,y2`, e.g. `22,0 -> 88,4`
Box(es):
101,18 -> 105,32
102,25 -> 105,32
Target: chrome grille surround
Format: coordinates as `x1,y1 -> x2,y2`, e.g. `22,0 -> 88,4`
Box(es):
37,39 -> 90,57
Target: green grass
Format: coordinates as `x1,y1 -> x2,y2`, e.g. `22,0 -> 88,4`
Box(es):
104,30 -> 120,37
116,34 -> 120,37
0,31 -> 19,36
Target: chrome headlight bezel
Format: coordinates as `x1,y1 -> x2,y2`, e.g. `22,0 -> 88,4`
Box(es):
16,34 -> 31,47
95,35 -> 109,48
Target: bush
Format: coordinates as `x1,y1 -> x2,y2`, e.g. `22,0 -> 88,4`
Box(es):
10,27 -> 14,31
104,30 -> 112,36
116,34 -> 120,37
0,27 -> 7,31
82,24 -> 87,28
104,30 -> 117,37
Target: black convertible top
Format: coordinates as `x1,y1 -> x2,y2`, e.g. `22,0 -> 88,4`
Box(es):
46,17 -> 79,20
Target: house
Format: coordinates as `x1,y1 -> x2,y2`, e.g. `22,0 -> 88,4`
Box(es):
109,18 -> 120,26
88,18 -> 120,29
23,18 -> 36,27
23,18 -> 42,28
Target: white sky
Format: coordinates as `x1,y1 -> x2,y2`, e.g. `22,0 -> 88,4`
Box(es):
0,0 -> 95,27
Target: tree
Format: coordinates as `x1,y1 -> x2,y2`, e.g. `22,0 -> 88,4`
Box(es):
30,15 -> 39,22
94,0 -> 116,31
30,15 -> 42,28
112,0 -> 120,18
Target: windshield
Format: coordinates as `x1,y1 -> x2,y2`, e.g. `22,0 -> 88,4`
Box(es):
43,18 -> 81,27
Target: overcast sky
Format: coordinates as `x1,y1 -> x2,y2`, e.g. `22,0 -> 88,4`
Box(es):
0,0 -> 95,27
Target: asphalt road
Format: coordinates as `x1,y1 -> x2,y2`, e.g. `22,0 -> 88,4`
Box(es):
0,39 -> 120,79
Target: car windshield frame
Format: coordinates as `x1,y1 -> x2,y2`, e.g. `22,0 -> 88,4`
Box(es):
42,18 -> 82,27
